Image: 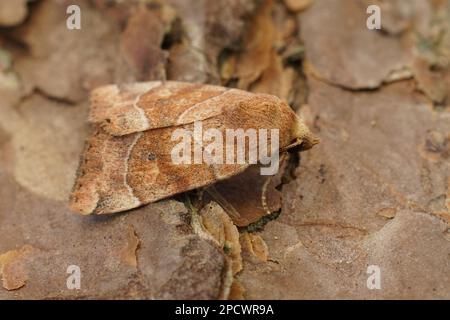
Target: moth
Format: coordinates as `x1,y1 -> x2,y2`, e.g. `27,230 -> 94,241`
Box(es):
69,81 -> 318,215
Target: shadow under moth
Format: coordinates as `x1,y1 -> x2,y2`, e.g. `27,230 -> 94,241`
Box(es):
69,81 -> 318,216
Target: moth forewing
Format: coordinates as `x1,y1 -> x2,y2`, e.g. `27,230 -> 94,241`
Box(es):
89,81 -> 240,136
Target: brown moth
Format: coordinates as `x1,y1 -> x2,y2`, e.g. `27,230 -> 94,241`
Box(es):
70,81 -> 318,215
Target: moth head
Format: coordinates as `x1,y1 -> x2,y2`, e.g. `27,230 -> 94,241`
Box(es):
288,114 -> 319,151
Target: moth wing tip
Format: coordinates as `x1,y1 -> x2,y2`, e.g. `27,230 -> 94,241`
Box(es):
68,200 -> 94,215
88,85 -> 120,123
68,184 -> 100,216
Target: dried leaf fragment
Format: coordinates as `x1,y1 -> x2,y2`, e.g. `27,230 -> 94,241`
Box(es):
119,225 -> 140,267
228,280 -> 246,300
241,232 -> 269,262
236,0 -> 277,90
0,245 -> 39,291
120,5 -> 167,81
200,202 -> 242,274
